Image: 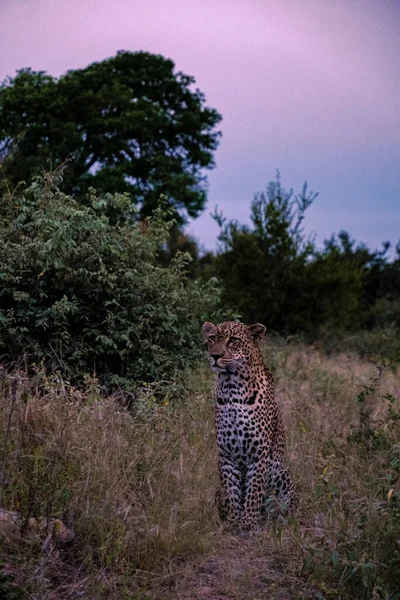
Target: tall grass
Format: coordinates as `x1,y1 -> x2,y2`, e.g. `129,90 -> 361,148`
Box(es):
0,341 -> 399,599
0,368 -> 221,598
267,339 -> 400,599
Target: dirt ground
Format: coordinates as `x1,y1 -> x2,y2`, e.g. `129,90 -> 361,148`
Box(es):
159,530 -> 316,600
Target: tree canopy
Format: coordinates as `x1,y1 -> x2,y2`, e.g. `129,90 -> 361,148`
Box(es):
0,51 -> 222,222
208,173 -> 399,336
212,173 -> 318,331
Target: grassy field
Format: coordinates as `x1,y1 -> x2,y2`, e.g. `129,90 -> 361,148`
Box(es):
0,339 -> 399,599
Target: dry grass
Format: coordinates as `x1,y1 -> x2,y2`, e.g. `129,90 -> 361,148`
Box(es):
0,342 -> 399,599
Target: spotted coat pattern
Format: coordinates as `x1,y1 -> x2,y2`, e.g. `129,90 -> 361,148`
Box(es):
203,321 -> 296,529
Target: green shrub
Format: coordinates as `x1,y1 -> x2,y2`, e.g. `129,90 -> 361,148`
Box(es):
0,170 -> 222,388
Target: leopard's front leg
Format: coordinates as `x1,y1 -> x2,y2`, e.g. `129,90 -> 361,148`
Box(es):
241,459 -> 268,529
218,454 -> 243,526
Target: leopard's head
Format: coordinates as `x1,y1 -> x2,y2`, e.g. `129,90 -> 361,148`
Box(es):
202,321 -> 266,373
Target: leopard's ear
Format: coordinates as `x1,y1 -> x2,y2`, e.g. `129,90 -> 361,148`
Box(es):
246,323 -> 266,341
202,322 -> 216,337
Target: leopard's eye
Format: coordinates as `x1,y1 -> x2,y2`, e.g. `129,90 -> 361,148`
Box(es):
228,336 -> 240,345
208,335 -> 216,344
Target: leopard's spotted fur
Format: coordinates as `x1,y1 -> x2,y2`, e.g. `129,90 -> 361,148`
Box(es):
203,321 -> 296,530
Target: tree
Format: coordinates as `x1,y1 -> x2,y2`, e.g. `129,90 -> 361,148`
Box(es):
0,51 -> 222,222
212,172 -> 317,332
211,173 -> 398,336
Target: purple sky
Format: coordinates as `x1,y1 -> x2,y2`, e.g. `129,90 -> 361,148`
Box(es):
1,0 -> 400,253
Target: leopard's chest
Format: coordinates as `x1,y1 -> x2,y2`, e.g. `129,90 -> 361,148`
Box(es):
215,401 -> 271,465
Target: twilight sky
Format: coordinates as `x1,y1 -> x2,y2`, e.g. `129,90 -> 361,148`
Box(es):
1,0 -> 399,253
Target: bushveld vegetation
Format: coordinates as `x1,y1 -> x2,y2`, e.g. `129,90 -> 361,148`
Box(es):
0,170 -> 223,390
0,169 -> 398,599
202,172 -> 400,340
1,51 -> 399,599
0,339 -> 399,599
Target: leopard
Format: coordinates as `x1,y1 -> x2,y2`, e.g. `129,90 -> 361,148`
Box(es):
203,320 -> 296,530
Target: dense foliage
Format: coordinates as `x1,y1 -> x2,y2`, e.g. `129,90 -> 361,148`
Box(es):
0,170 -> 223,388
0,49 -> 398,600
0,51 -> 222,222
205,173 -> 400,337
212,174 -> 317,331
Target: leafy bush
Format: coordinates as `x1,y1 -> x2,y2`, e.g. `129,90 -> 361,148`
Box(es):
0,170 -> 222,388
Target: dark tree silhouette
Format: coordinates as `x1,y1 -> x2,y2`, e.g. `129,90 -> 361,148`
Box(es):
0,51 -> 222,222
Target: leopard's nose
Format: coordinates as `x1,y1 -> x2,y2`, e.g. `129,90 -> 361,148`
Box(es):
211,353 -> 222,361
